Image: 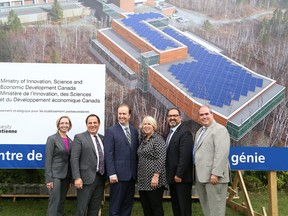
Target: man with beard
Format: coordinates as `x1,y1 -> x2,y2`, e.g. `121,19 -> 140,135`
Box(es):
165,107 -> 193,216
104,103 -> 139,216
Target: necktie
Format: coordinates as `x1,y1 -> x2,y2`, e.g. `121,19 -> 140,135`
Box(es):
193,127 -> 207,156
166,129 -> 173,146
125,127 -> 131,145
94,135 -> 104,175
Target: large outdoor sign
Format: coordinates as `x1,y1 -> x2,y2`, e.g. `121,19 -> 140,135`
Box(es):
0,63 -> 105,168
1,144 -> 286,170
230,146 -> 288,171
0,63 -> 286,171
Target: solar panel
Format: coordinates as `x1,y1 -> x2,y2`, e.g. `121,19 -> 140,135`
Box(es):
163,27 -> 264,107
119,15 -> 266,107
121,13 -> 179,50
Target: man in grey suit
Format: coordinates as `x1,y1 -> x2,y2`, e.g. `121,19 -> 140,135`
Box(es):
70,114 -> 106,216
194,106 -> 230,216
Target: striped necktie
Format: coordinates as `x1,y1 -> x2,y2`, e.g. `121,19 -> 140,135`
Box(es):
193,127 -> 207,157
125,127 -> 131,145
94,135 -> 104,175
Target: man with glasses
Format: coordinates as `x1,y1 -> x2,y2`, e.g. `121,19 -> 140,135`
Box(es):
165,107 -> 193,216
194,106 -> 230,216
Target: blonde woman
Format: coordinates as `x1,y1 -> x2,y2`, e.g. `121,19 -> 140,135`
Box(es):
137,116 -> 167,216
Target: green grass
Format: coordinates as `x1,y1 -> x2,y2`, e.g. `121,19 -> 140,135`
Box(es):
1,190 -> 287,216
0,197 -> 243,216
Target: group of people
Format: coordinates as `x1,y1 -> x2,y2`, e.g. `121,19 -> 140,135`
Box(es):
45,103 -> 231,216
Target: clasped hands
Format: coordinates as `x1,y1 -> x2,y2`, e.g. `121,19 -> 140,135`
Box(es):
151,174 -> 160,188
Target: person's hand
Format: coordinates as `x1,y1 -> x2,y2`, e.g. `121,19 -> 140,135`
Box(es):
210,174 -> 219,185
174,176 -> 182,183
46,182 -> 53,191
74,178 -> 83,189
151,174 -> 159,188
109,176 -> 118,184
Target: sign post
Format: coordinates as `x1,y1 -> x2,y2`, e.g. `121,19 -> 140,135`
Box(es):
268,171 -> 278,216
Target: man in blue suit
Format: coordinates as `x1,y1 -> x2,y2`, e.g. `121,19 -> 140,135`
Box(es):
104,103 -> 139,216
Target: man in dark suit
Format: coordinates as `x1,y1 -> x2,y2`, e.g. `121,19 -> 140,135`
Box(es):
194,106 -> 230,216
104,103 -> 139,216
70,114 -> 106,216
166,107 -> 193,216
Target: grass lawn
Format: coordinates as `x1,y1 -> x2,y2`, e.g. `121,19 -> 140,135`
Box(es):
0,198 -> 242,216
0,197 -> 243,216
1,190 -> 287,215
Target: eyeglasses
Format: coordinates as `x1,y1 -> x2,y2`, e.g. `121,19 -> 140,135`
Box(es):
199,112 -> 210,117
167,114 -> 179,118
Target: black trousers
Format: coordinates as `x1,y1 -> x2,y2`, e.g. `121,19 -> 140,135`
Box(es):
169,182 -> 192,216
139,186 -> 165,216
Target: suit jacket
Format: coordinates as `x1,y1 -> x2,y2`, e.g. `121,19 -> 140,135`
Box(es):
45,132 -> 72,183
194,121 -> 230,183
70,131 -> 104,185
104,123 -> 139,181
166,123 -> 193,184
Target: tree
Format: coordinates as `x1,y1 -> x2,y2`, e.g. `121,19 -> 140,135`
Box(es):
258,18 -> 271,45
50,48 -> 61,63
203,20 -> 213,32
50,0 -> 63,22
0,30 -> 11,61
7,10 -> 22,32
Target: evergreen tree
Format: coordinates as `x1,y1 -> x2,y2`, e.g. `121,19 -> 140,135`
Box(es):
51,49 -> 61,63
50,0 -> 63,22
0,30 -> 12,62
7,10 -> 22,32
203,20 -> 212,32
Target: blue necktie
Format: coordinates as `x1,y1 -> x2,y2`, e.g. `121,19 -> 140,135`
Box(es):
193,127 -> 207,157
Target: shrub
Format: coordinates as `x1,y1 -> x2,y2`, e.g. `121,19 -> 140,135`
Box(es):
0,169 -> 45,184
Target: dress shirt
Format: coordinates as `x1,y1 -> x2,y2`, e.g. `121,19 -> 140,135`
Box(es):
90,134 -> 104,172
167,123 -> 181,145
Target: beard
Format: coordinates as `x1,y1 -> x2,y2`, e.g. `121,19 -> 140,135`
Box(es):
169,121 -> 177,128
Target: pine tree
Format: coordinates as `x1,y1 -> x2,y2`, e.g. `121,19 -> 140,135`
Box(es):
0,30 -> 12,61
50,0 -> 63,22
7,10 -> 22,32
51,49 -> 61,63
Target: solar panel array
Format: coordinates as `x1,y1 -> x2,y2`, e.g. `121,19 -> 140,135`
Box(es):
120,12 -> 264,107
162,27 -> 264,107
121,13 -> 179,50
